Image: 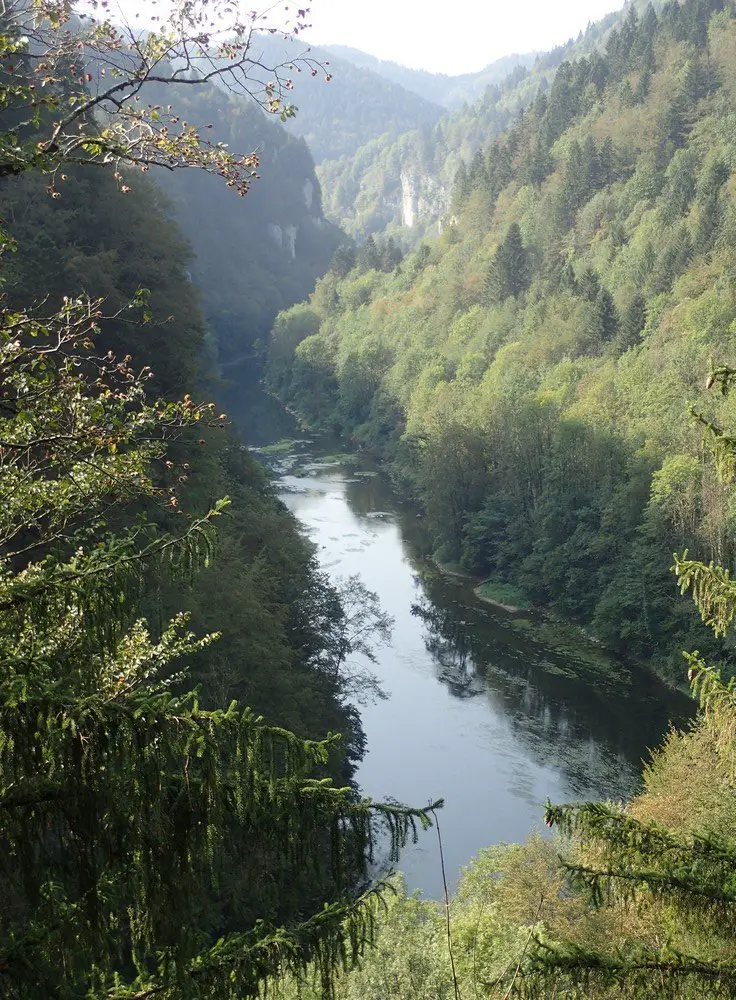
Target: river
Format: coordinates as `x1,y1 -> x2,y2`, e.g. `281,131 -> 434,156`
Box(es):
250,430 -> 692,901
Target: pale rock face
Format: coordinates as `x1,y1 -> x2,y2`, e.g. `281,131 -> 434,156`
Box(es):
401,171 -> 417,228
267,223 -> 283,250
303,179 -> 314,211
400,170 -> 448,230
267,223 -> 298,258
284,224 -> 298,259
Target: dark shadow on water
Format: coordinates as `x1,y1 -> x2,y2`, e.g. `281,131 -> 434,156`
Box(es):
236,379 -> 695,894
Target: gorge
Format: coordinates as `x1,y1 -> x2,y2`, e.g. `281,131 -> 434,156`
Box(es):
4,0 -> 736,994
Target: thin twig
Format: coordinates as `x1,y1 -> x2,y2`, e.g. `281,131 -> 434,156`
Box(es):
471,894 -> 487,1000
502,894 -> 544,1000
430,801 -> 461,1000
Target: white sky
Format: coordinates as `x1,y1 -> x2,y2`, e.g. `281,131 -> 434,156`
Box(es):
302,0 -> 625,75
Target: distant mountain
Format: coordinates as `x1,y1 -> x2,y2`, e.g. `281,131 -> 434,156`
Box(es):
323,46 -> 539,108
316,0 -> 662,239
239,34 -> 444,162
315,64 -> 538,241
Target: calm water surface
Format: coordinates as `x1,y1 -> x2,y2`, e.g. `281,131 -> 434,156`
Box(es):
243,408 -> 692,897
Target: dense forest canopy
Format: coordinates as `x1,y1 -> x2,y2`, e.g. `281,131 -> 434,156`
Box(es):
0,1 -> 430,996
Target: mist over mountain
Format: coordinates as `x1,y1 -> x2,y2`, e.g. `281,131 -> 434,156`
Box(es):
321,45 -> 540,108
153,84 -> 342,381
240,33 -> 444,162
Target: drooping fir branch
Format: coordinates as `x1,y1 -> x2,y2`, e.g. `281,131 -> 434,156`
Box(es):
679,364 -> 736,631
674,550 -> 736,638
680,654 -> 736,776
544,801 -> 736,914
517,939 -> 736,999
112,885 -> 392,1000
513,361 -> 736,997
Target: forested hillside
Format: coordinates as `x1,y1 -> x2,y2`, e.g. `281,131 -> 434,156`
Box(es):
316,0 -> 665,238
239,33 -> 444,162
269,0 -> 736,683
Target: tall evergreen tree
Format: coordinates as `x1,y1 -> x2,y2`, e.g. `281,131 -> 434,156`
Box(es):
490,222 -> 531,301
380,236 -> 404,272
359,235 -> 381,272
617,292 -> 647,351
331,243 -> 357,279
592,286 -> 619,343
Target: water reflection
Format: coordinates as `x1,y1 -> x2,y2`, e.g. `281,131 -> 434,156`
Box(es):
273,445 -> 693,897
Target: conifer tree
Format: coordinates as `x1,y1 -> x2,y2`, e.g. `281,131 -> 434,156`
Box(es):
489,223 -> 531,301
513,365 -> 736,998
359,235 -> 381,272
330,243 -> 357,279
380,237 -> 403,273
591,286 -> 619,343
0,5 -> 432,997
598,135 -> 615,186
617,293 -> 647,351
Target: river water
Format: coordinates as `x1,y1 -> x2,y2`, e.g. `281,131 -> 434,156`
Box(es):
256,434 -> 692,900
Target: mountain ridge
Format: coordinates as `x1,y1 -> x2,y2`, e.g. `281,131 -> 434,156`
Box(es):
315,0 -> 668,239
240,33 -> 445,162
319,45 -> 540,108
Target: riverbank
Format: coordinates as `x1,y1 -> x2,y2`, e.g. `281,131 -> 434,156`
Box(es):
432,552 -> 692,695
269,436 -> 692,897
431,559 -> 530,612
256,425 -> 691,696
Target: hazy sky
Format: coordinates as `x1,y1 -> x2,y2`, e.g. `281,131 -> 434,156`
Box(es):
303,0 -> 625,75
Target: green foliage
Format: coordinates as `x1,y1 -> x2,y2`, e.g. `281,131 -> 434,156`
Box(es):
0,0 -> 317,189
268,0 -> 736,684
0,286 -> 433,1000
0,9 -> 433,997
488,222 -> 531,300
474,577 -> 532,610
